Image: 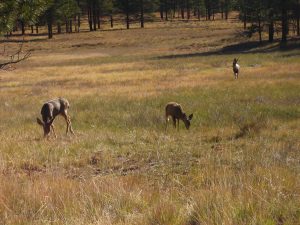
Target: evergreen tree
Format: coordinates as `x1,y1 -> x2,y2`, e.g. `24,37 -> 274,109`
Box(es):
237,0 -> 297,43
0,0 -> 17,34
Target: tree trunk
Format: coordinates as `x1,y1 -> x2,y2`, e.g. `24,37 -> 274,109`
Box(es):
31,25 -> 34,34
77,14 -> 80,32
297,16 -> 300,36
21,21 -> 25,35
47,22 -> 53,39
165,2 -> 168,21
88,7 -> 93,31
70,20 -> 73,33
57,23 -> 61,34
141,0 -> 144,28
181,7 -> 185,19
75,16 -> 78,32
207,8 -> 211,20
221,3 -> 224,19
160,4 -> 164,19
268,9 -> 274,42
76,0 -> 80,32
281,0 -> 288,43
187,0 -> 190,20
36,25 -> 39,34
173,0 -> 176,18
243,0 -> 247,29
269,20 -> 274,42
47,8 -> 53,39
97,10 -> 101,29
197,8 -> 200,20
65,20 -> 69,33
297,1 -> 300,36
126,0 -> 130,29
243,10 -> 247,29
93,6 -> 97,31
111,15 -> 113,28
258,15 -> 262,43
225,0 -> 229,20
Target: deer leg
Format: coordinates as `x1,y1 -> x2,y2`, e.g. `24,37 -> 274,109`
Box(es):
51,124 -> 57,138
62,112 -> 74,135
62,114 -> 69,134
172,117 -> 176,128
177,119 -> 180,131
68,115 -> 75,134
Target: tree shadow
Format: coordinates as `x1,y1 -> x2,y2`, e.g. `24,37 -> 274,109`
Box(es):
0,27 -> 145,43
0,37 -> 47,43
156,37 -> 300,59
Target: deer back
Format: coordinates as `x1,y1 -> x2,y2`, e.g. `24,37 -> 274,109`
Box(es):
41,98 -> 69,123
165,102 -> 185,119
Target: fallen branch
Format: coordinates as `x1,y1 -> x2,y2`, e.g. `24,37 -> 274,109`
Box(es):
0,38 -> 31,70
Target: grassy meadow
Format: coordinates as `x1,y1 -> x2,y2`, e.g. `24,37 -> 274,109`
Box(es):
0,15 -> 300,225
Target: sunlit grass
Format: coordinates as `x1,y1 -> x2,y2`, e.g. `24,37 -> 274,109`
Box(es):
0,15 -> 299,225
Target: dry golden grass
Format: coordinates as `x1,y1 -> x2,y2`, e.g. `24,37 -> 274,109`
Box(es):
0,14 -> 300,225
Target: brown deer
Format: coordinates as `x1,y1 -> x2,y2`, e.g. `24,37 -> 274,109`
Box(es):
37,98 -> 75,138
165,102 -> 193,130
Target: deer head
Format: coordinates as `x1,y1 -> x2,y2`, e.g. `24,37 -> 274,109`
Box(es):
182,113 -> 193,130
37,118 -> 52,137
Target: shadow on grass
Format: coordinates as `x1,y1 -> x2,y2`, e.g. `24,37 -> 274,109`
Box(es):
156,37 -> 300,59
0,37 -> 47,43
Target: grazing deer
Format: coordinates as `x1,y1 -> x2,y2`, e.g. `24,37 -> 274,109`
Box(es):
165,102 -> 193,130
37,98 -> 74,138
233,58 -> 240,79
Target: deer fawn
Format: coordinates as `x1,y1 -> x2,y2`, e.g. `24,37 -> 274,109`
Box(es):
233,58 -> 240,79
37,98 -> 75,138
165,102 -> 193,130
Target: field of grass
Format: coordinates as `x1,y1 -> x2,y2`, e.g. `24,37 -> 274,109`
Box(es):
0,15 -> 300,225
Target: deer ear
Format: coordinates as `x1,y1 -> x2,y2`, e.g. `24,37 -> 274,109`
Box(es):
188,114 -> 193,120
37,118 -> 44,126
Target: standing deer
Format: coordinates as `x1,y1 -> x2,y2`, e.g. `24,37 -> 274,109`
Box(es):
37,98 -> 75,138
233,58 -> 240,79
165,102 -> 193,130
